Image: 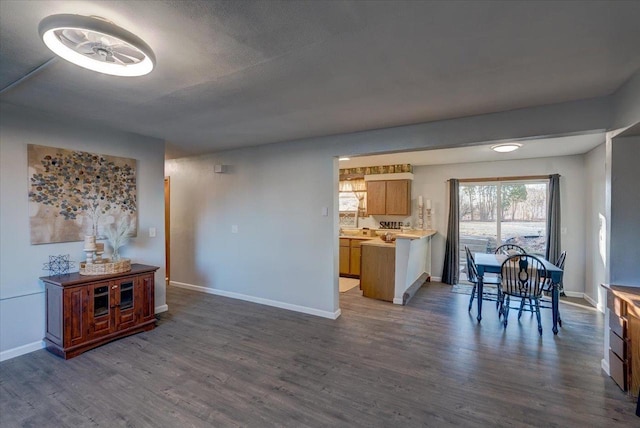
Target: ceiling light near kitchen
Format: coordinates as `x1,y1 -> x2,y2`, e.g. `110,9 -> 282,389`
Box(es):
491,143 -> 522,153
39,14 -> 155,77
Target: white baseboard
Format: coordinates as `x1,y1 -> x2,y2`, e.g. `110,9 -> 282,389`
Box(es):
563,291 -> 583,298
155,304 -> 169,314
601,358 -> 610,376
431,276 -> 442,283
559,291 -> 605,312
0,340 -> 45,362
582,294 -> 604,312
170,281 -> 341,320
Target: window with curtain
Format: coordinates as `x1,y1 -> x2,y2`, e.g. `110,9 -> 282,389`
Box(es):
339,178 -> 367,217
459,179 -> 548,281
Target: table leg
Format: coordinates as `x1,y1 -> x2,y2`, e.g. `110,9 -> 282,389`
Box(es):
477,275 -> 484,322
552,282 -> 559,335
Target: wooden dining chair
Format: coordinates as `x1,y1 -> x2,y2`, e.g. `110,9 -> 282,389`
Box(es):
494,243 -> 526,255
523,251 -> 566,328
465,246 -> 502,312
538,251 -> 567,325
499,254 -> 551,335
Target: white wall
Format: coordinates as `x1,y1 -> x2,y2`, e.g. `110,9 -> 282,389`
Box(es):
0,104 -> 166,360
166,140 -> 339,317
609,135 -> 640,285
584,143 -> 607,310
165,96 -> 614,319
411,155 -> 587,293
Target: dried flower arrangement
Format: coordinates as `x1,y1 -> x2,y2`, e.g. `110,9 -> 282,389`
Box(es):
104,216 -> 135,260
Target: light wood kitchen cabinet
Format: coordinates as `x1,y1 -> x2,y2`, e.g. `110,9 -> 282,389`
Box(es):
360,242 -> 395,301
366,181 -> 387,215
339,238 -> 350,275
350,240 -> 363,276
339,238 -> 371,278
366,179 -> 410,216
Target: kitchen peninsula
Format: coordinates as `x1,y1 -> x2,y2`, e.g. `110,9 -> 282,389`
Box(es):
360,230 -> 436,304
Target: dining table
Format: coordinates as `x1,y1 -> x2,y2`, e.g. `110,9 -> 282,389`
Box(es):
474,252 -> 564,334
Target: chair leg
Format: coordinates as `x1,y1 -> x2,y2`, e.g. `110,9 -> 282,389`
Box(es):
535,299 -> 542,335
503,295 -> 510,328
468,285 -> 476,312
558,307 -> 562,327
529,298 -> 534,313
518,297 -> 526,320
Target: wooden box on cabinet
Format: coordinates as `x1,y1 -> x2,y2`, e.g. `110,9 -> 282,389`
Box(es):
366,179 -> 410,216
42,264 -> 159,359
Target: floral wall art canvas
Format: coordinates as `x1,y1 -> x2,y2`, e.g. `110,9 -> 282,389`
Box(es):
28,144 -> 137,244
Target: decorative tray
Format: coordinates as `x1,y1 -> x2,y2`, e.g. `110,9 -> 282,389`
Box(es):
79,258 -> 131,275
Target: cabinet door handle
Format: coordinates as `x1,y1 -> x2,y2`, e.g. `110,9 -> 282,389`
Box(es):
112,285 -> 118,289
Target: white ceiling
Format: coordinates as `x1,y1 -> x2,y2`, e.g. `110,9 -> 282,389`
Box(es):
1,1 -> 639,158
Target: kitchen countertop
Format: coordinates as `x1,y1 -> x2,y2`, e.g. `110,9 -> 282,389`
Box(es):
360,239 -> 396,247
339,235 -> 376,240
343,230 -> 436,245
396,229 -> 437,240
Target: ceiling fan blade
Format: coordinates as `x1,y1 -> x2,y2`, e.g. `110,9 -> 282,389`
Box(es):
75,41 -> 96,54
110,45 -> 144,60
60,29 -> 88,45
111,51 -> 141,64
110,53 -> 127,65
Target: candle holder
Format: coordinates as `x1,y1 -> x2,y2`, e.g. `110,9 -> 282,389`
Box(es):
417,202 -> 424,230
426,208 -> 432,230
84,249 -> 96,264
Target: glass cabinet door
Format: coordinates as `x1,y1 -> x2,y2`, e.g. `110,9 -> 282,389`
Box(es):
88,282 -> 113,338
93,285 -> 110,317
119,281 -> 134,310
115,279 -> 137,329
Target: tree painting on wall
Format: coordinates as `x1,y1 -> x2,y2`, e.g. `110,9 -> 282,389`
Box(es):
28,144 -> 137,244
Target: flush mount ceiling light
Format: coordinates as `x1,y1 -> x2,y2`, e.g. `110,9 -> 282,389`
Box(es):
490,143 -> 522,153
39,14 -> 155,77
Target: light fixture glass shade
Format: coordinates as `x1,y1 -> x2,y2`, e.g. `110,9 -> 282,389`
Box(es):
491,143 -> 522,153
39,14 -> 155,77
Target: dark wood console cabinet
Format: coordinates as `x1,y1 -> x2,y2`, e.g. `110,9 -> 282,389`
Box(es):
41,264 -> 159,359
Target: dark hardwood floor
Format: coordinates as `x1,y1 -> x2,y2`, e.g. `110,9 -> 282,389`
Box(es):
1,283 -> 637,427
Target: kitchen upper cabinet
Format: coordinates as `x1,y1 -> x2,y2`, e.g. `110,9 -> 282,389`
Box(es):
366,179 -> 410,216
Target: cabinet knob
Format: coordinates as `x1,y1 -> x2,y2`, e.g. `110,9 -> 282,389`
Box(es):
112,285 -> 118,289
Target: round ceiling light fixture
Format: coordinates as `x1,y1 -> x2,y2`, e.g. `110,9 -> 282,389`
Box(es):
39,14 -> 155,77
490,143 -> 522,153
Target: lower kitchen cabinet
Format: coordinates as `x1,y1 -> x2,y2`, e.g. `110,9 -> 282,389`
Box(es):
360,242 -> 395,302
42,264 -> 158,359
339,238 -> 371,278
